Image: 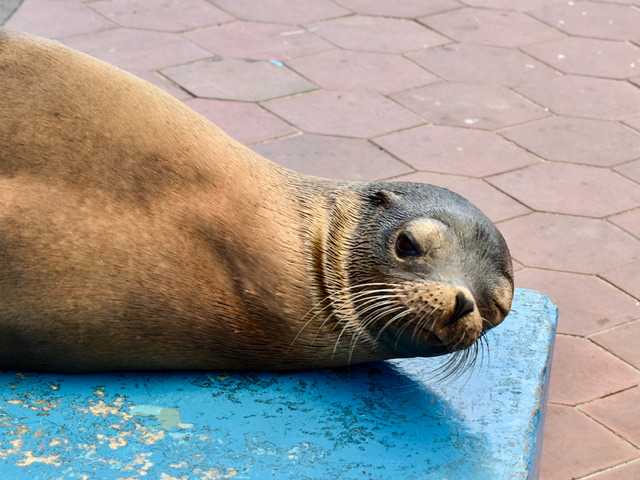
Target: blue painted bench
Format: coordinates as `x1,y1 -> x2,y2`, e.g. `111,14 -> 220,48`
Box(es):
0,288 -> 557,479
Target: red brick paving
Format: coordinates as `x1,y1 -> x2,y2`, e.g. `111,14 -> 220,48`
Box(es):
184,21 -> 333,60
4,1 -> 640,478
163,57 -> 316,101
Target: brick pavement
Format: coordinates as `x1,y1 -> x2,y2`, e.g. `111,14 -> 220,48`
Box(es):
3,1 -> 640,478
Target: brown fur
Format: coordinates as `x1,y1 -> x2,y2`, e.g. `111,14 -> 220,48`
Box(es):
0,29 -> 513,372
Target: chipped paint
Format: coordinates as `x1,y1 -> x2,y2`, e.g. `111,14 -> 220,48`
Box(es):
197,467 -> 238,479
132,452 -> 154,475
90,398 -> 128,417
0,289 -> 556,480
138,429 -> 166,445
0,438 -> 23,458
15,453 -> 61,467
96,431 -> 133,450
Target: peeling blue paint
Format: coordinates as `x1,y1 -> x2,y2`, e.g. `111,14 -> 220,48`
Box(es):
0,288 -> 557,479
130,405 -> 182,430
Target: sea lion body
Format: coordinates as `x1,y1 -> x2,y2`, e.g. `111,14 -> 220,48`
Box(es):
0,28 -> 513,373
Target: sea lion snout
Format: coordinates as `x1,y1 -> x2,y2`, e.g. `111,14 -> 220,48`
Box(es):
392,282 -> 482,352
450,290 -> 476,326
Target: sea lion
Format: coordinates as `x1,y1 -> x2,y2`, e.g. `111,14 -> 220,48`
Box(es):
0,28 -> 514,373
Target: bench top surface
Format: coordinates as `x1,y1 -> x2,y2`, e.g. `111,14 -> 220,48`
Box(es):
0,288 -> 557,479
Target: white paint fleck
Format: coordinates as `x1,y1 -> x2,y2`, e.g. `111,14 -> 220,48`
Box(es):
48,438 -> 68,447
160,473 -> 188,480
96,431 -> 133,450
194,467 -> 238,479
16,452 -> 61,467
133,452 -> 154,475
90,399 -> 125,417
0,438 -> 23,459
138,429 -> 166,445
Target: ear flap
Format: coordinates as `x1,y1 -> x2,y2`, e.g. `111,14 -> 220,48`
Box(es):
368,190 -> 399,207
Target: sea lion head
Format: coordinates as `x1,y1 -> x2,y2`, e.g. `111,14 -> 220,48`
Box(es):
336,182 -> 514,363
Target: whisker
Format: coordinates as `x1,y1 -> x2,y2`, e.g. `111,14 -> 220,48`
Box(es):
332,294 -> 403,359
285,283 -> 402,350
344,302 -> 406,362
366,307 -> 412,348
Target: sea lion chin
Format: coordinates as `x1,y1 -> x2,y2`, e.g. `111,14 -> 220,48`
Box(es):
0,28 -> 513,373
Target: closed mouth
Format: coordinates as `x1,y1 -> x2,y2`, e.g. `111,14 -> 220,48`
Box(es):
380,323 -> 451,358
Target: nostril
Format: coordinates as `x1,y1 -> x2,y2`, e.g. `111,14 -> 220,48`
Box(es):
448,291 -> 475,326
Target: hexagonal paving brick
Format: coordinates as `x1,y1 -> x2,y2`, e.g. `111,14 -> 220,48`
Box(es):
515,269 -> 640,335
616,159 -> 640,183
540,404 -> 639,480
89,0 -> 234,33
262,90 -> 424,138
500,116 -> 640,167
62,28 -> 211,72
625,114 -> 640,131
309,15 -> 449,54
592,321 -> 640,372
392,83 -> 548,130
462,0 -> 563,11
419,8 -> 563,48
497,213 -> 639,274
185,22 -> 333,61
287,50 -> 437,94
392,171 -> 530,222
516,75 -> 640,120
333,0 -> 461,18
547,336 -> 640,405
488,163 -> 640,217
407,43 -> 559,88
183,98 -> 297,145
585,462 -> 640,480
5,0 -> 114,39
523,37 -> 640,79
582,387 -> 640,448
162,58 -> 316,102
531,1 -> 640,41
253,134 -> 412,181
374,125 -> 539,177
609,208 -> 640,238
133,71 -> 193,101
211,0 -> 350,24
601,261 -> 640,300
511,260 -> 525,273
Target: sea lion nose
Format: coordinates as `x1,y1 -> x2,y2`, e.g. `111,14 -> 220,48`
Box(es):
449,291 -> 475,325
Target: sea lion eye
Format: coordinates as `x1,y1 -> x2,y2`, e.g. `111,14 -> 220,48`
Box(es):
395,232 -> 420,257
